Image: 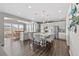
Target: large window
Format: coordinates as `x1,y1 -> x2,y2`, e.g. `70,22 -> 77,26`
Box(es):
26,23 -> 38,32
4,23 -> 24,38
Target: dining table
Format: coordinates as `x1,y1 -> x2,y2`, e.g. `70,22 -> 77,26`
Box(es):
33,32 -> 53,47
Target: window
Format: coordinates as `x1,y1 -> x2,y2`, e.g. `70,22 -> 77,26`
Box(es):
18,24 -> 23,31
26,23 -> 38,32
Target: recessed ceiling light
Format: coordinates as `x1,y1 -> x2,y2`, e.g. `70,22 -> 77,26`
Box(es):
28,5 -> 32,8
58,10 -> 62,13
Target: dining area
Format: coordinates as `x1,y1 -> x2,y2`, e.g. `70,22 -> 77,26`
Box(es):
30,32 -> 54,50
23,24 -> 55,51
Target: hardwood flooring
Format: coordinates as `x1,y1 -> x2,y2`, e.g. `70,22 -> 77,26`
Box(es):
53,39 -> 69,56
3,38 -> 69,56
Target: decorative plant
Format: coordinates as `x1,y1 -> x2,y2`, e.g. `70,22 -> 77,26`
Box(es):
69,4 -> 79,33
69,16 -> 79,32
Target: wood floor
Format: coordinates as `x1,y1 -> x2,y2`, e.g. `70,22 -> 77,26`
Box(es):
53,39 -> 69,56
3,38 -> 70,56
23,39 -> 70,56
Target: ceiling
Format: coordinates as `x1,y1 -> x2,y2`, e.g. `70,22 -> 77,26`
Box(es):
0,3 -> 70,22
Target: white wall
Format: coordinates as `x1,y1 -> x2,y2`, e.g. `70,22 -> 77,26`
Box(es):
69,25 -> 79,56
